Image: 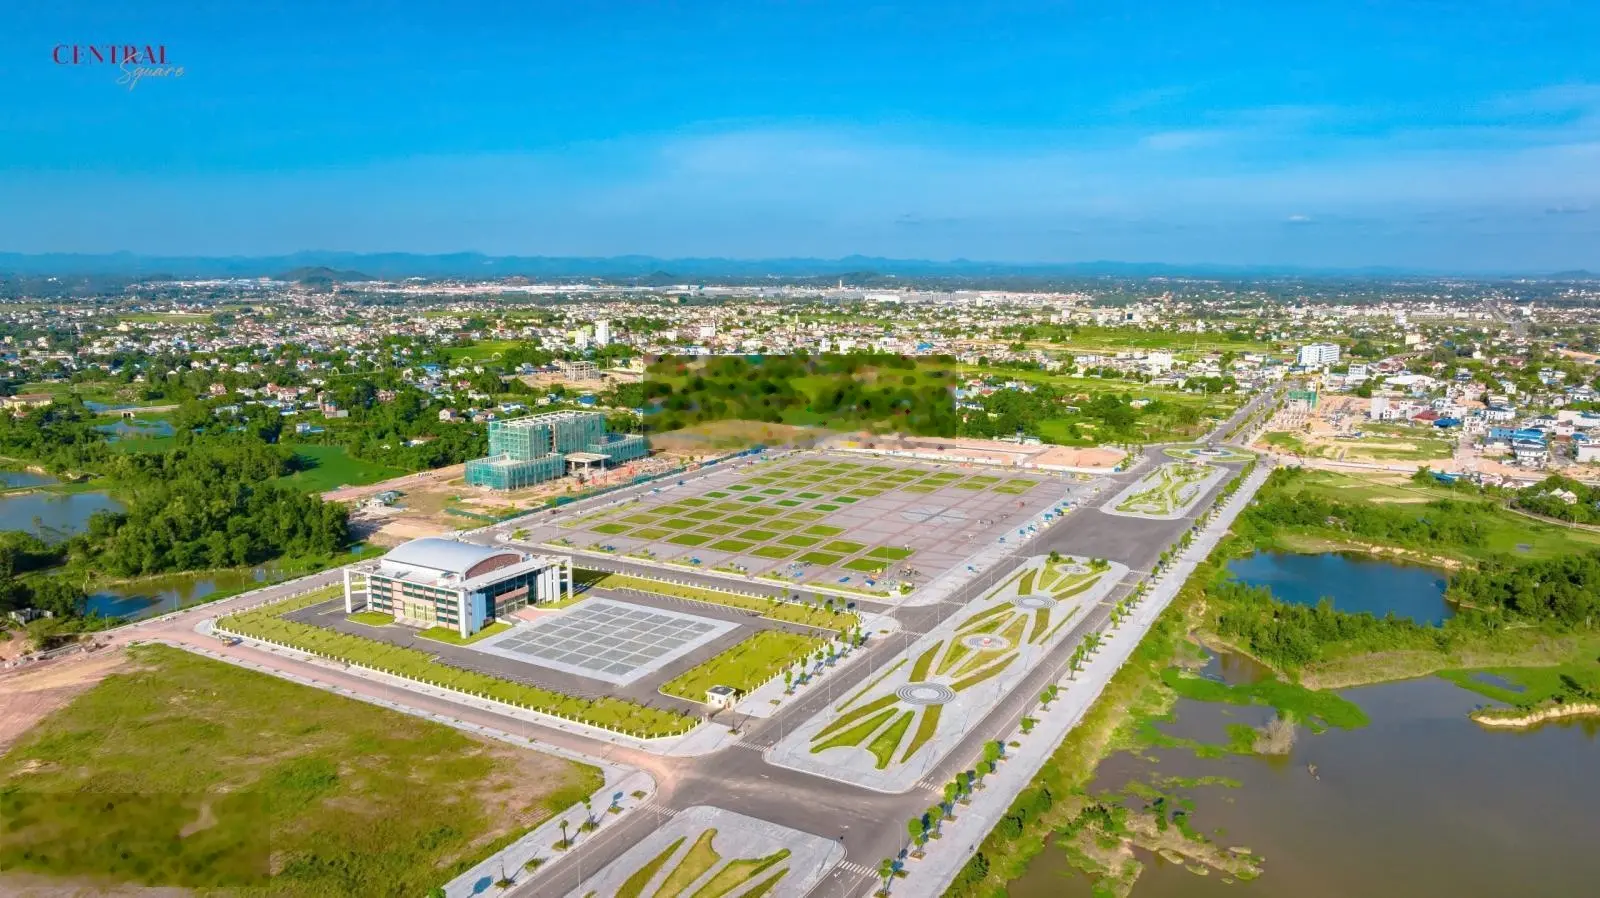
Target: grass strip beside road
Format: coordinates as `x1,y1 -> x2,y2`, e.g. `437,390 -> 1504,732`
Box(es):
417,621 -> 512,645
590,571 -> 859,630
660,630 -> 825,701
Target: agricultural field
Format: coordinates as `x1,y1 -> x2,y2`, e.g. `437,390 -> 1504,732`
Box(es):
0,644 -> 601,896
564,806 -> 842,898
1106,462 -> 1223,518
521,453 -> 1067,599
770,554 -> 1125,790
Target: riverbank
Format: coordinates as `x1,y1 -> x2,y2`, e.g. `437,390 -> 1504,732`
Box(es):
1472,701 -> 1600,728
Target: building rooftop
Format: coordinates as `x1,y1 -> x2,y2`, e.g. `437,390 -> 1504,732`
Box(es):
381,537 -> 519,579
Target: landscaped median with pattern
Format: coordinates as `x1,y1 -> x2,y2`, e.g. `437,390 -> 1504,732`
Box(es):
216,590 -> 698,738
768,554 -> 1126,791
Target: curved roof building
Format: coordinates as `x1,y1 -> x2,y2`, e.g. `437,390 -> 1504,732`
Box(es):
345,537 -> 572,637
380,537 -> 524,582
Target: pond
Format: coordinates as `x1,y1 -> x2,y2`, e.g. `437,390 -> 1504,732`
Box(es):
96,419 -> 176,440
0,491 -> 123,541
87,566 -> 290,621
0,470 -> 58,489
1225,551 -> 1453,625
1010,654 -> 1600,898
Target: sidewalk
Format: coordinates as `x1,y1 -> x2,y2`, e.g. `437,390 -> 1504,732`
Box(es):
897,464 -> 1270,897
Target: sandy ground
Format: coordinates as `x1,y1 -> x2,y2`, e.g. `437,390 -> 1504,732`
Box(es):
0,874 -> 192,898
648,420 -> 822,457
0,648 -> 130,752
836,431 -> 1126,471
1031,444 -> 1127,469
320,463 -> 467,504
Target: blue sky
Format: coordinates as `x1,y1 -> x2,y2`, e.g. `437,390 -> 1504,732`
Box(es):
5,0 -> 1599,270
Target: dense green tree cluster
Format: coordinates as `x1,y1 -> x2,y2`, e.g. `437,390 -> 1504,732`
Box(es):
85,442 -> 348,576
1449,553 -> 1600,627
1237,468 -> 1494,550
1213,580 -> 1444,668
641,353 -> 962,434
0,399 -> 110,474
1514,475 -> 1600,525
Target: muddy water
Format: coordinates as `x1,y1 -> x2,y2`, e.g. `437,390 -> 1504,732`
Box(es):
1010,661 -> 1600,897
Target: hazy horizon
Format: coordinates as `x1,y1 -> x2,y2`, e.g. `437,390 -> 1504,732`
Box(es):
7,1 -> 1599,270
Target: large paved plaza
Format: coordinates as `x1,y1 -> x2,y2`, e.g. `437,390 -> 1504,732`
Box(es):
519,452 -> 1071,597
472,598 -> 736,685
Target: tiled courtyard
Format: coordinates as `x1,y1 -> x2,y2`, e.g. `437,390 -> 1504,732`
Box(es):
525,453 -> 1070,596
471,598 -> 736,685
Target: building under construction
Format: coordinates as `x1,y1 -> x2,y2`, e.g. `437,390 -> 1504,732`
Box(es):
464,410 -> 647,490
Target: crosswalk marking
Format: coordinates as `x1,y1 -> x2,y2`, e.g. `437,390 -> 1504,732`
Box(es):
839,860 -> 875,878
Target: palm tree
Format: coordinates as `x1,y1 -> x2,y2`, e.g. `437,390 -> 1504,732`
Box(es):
878,857 -> 897,895
557,818 -> 570,849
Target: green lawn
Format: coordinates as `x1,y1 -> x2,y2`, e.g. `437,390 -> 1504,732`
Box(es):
347,610 -> 393,626
417,621 -> 511,645
275,444 -> 405,493
660,630 -> 825,701
0,644 -> 601,895
1270,470 -> 1600,562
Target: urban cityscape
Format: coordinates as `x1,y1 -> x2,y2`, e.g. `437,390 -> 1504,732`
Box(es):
4,3 -> 1599,898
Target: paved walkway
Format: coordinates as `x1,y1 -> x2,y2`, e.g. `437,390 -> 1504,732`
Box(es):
558,805 -> 845,898
897,463 -> 1271,898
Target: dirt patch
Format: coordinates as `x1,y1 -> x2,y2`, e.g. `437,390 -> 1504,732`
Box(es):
649,420 -> 822,457
0,873 -> 192,897
0,649 -> 131,753
462,740 -> 597,849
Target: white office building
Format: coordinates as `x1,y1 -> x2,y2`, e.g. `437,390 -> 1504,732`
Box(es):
1296,343 -> 1341,368
594,319 -> 611,346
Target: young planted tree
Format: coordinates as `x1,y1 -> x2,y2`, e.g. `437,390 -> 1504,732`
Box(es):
878,857 -> 897,896
942,782 -> 960,819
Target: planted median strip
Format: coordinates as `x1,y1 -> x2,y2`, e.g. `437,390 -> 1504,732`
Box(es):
217,602 -> 697,738
660,630 -> 825,702
589,571 -> 859,630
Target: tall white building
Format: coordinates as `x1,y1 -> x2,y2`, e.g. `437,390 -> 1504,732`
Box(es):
1296,343 -> 1341,368
593,319 -> 611,346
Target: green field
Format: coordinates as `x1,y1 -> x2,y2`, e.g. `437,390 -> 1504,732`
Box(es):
0,645 -> 601,895
1266,469 -> 1600,562
659,630 -> 825,701
275,443 -> 406,493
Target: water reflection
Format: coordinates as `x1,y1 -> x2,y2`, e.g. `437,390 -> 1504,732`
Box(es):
1010,656 -> 1600,898
1225,552 -> 1453,625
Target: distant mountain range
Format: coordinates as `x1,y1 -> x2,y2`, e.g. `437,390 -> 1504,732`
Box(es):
0,251 -> 1593,281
